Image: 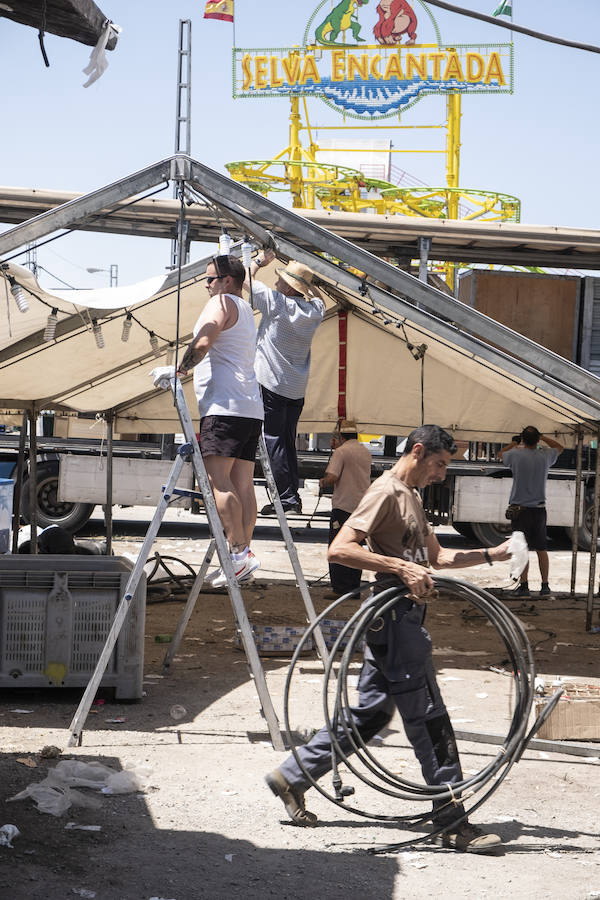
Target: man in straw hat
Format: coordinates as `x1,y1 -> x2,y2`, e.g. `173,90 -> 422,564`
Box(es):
248,249 -> 325,515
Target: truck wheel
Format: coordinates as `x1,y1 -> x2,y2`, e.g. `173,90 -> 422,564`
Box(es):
471,522 -> 512,547
21,461 -> 95,533
565,503 -> 600,551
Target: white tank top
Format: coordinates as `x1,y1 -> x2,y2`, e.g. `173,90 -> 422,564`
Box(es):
193,293 -> 264,420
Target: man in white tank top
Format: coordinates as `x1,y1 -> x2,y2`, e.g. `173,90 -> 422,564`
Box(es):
178,256 -> 263,586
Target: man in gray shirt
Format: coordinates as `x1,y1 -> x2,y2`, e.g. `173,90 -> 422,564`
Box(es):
498,425 -> 564,598
248,250 -> 325,514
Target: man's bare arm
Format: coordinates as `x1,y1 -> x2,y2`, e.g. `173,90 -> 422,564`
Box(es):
541,433 -> 564,453
427,532 -> 510,570
328,524 -> 434,597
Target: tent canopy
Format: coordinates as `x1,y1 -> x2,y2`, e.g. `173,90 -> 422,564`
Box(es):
1,154 -> 600,445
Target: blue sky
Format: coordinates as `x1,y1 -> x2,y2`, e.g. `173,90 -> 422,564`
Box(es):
0,0 -> 598,288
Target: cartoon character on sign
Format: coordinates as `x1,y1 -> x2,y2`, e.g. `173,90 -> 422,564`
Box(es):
315,0 -> 369,47
373,0 -> 418,45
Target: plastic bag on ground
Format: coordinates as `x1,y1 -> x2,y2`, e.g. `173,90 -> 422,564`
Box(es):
8,760 -> 152,815
508,531 -> 529,582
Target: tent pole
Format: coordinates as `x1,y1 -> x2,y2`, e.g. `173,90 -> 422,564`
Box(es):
105,412 -> 114,554
10,410 -> 28,553
570,426 -> 583,596
585,428 -> 600,630
28,405 -> 38,554
418,236 -> 431,284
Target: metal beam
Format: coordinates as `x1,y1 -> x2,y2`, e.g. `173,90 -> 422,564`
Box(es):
186,157 -> 600,403
0,159 -> 173,257
201,196 -> 600,423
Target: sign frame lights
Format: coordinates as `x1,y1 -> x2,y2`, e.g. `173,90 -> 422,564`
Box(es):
233,0 -> 513,120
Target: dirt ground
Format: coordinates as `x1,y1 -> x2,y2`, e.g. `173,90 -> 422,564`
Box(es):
1,487 -> 600,900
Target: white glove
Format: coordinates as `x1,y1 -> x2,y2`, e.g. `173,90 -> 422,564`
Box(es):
150,366 -> 175,390
508,531 -> 529,582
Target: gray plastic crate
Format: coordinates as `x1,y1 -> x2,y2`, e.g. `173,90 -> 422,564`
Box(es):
0,555 -> 145,699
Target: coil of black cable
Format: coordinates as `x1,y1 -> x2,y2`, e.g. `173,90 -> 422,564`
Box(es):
283,576 -> 562,853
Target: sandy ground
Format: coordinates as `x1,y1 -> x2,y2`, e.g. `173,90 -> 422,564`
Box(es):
1,485 -> 600,900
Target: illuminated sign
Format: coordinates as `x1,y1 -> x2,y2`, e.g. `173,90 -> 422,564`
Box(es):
233,0 -> 513,119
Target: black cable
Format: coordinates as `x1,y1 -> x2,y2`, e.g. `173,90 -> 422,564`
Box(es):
283,576 -> 562,853
424,0 -> 600,55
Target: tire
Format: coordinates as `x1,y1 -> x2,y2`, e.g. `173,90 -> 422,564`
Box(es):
21,460 -> 95,533
565,502 -> 600,551
470,521 -> 512,547
453,522 -> 475,540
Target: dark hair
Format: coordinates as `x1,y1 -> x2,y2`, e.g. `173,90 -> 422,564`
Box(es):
403,424 -> 457,457
341,432 -> 358,441
212,255 -> 245,290
521,425 -> 541,447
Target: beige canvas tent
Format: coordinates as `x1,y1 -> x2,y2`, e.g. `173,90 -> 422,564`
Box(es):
1,154 -> 600,444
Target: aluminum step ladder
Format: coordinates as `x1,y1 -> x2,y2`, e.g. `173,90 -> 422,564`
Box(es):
67,373 -> 327,750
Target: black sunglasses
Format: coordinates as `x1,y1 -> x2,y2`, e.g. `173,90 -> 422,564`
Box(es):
205,275 -> 222,285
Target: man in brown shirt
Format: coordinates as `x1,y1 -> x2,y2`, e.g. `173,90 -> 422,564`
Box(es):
266,425 -> 510,853
321,421 -> 372,597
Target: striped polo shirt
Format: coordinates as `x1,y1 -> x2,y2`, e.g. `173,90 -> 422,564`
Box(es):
251,279 -> 325,400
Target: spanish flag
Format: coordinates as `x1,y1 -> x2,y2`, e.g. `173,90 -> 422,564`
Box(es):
204,0 -> 234,22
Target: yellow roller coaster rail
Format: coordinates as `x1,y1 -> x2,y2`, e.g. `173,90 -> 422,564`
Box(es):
225,157 -> 520,222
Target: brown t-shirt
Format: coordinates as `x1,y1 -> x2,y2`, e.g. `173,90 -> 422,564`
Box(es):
326,438 -> 372,513
345,469 -> 433,585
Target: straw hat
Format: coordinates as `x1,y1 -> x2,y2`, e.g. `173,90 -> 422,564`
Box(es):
339,419 -> 358,434
276,260 -> 322,300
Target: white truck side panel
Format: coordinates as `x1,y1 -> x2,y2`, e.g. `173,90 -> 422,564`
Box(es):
58,456 -> 194,507
452,476 -> 582,526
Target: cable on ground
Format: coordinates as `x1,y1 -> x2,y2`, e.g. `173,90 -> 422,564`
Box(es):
282,576 -> 563,854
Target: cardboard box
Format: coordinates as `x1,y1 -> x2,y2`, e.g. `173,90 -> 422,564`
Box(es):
534,681 -> 600,741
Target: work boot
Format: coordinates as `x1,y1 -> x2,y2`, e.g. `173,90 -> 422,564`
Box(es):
539,583 -> 553,598
435,821 -> 502,854
265,769 -> 317,827
260,501 -> 302,516
507,581 -> 531,600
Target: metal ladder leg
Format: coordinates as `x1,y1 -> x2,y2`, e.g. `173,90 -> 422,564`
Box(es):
162,538 -> 216,674
172,378 -> 285,750
257,433 -> 330,667
66,453 -> 187,747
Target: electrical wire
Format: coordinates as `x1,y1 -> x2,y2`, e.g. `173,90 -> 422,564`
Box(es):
282,576 -> 563,854
424,0 -> 600,55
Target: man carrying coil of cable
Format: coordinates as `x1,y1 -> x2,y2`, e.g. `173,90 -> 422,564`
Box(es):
266,424 -> 511,853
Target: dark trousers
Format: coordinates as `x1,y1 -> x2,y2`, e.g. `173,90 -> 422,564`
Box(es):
329,508 -> 362,593
261,385 -> 304,507
280,598 -> 464,825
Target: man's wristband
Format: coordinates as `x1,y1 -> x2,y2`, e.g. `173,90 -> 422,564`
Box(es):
484,549 -> 493,566
254,255 -> 263,268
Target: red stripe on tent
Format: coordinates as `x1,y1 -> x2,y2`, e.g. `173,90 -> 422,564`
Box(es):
338,310 -> 347,420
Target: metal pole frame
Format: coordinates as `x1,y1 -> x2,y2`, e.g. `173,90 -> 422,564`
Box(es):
570,426 -> 583,596
105,411 -> 114,555
10,411 -> 28,553
28,405 -> 38,554
586,430 -> 600,630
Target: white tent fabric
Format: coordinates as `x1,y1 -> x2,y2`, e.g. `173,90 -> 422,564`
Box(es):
1,153 -> 599,446
0,255 -> 597,444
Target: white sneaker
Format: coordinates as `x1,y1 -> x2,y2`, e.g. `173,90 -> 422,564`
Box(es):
208,551 -> 260,588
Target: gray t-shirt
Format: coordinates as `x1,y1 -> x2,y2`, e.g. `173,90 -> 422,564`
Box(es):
502,447 -> 560,506
251,279 -> 325,400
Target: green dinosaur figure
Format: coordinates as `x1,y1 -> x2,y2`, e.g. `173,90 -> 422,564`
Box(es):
315,0 -> 369,47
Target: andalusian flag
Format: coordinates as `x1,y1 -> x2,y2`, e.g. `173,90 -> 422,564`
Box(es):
204,0 -> 234,22
492,0 -> 512,16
